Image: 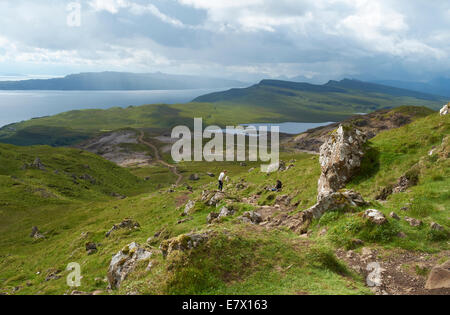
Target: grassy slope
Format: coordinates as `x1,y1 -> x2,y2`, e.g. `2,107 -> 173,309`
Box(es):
0,112 -> 448,295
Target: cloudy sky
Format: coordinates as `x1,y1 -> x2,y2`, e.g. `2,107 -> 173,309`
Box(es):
0,0 -> 449,82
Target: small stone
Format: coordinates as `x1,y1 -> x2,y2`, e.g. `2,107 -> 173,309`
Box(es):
390,212 -> 400,220
405,217 -> 422,227
397,232 -> 407,239
430,222 -> 444,231
364,209 -> 387,225
207,212 -> 219,224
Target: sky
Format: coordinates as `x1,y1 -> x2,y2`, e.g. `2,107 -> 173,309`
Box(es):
0,0 -> 449,83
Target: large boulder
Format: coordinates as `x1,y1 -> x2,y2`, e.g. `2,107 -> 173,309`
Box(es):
425,260 -> 450,290
317,125 -> 366,200
107,242 -> 152,289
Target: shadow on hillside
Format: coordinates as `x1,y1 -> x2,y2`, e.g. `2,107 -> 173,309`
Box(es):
351,143 -> 381,185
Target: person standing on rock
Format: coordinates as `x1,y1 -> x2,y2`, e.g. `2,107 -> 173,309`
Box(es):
218,171 -> 227,191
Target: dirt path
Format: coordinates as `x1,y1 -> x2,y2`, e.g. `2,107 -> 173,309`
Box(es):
138,131 -> 183,186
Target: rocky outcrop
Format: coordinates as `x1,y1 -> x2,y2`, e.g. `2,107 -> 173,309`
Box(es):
425,260 -> 450,290
405,217 -> 422,227
317,125 -> 367,200
160,231 -> 213,258
440,103 -> 449,116
107,242 -> 152,289
106,218 -> 140,237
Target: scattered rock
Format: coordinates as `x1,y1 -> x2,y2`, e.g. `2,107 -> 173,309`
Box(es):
425,260 -> 450,290
177,217 -> 192,225
376,171 -> 419,200
182,200 -> 196,216
31,157 -> 46,170
160,231 -> 212,258
106,218 -> 140,237
85,242 -> 98,255
397,232 -> 407,239
207,212 -> 220,224
206,172 -> 215,177
111,192 -> 127,199
405,217 -> 422,227
390,212 -> 400,220
440,103 -> 449,116
319,227 -> 328,237
107,242 -> 152,289
189,173 -> 200,181
364,209 -> 387,225
45,269 -> 62,281
218,206 -> 235,220
238,211 -> 262,225
202,190 -> 226,206
430,222 -> 444,231
30,226 -> 45,240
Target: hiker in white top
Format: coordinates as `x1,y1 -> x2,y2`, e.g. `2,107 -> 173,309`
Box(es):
218,171 -> 227,191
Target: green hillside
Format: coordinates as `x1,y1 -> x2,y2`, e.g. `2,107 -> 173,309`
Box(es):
0,111 -> 448,295
0,79 -> 446,147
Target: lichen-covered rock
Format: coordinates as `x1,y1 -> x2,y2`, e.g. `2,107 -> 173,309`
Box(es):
160,231 -> 212,258
183,200 -> 195,216
107,242 -> 152,289
364,209 -> 387,225
440,103 -> 449,116
306,190 -> 367,219
425,260 -> 450,290
106,218 -> 140,237
317,125 -> 366,200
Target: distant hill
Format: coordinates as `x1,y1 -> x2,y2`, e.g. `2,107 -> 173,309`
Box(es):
0,78 -> 446,147
373,77 -> 450,98
0,71 -> 247,90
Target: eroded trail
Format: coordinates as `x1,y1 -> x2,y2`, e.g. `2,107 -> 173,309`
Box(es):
138,131 -> 183,186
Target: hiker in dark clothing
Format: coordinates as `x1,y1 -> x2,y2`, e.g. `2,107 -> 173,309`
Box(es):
269,180 -> 283,192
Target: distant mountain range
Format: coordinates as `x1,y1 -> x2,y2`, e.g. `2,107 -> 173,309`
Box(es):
193,78 -> 444,109
372,77 -> 450,98
0,71 -> 247,90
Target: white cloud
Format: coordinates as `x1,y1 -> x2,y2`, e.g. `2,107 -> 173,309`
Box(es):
89,0 -> 186,27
